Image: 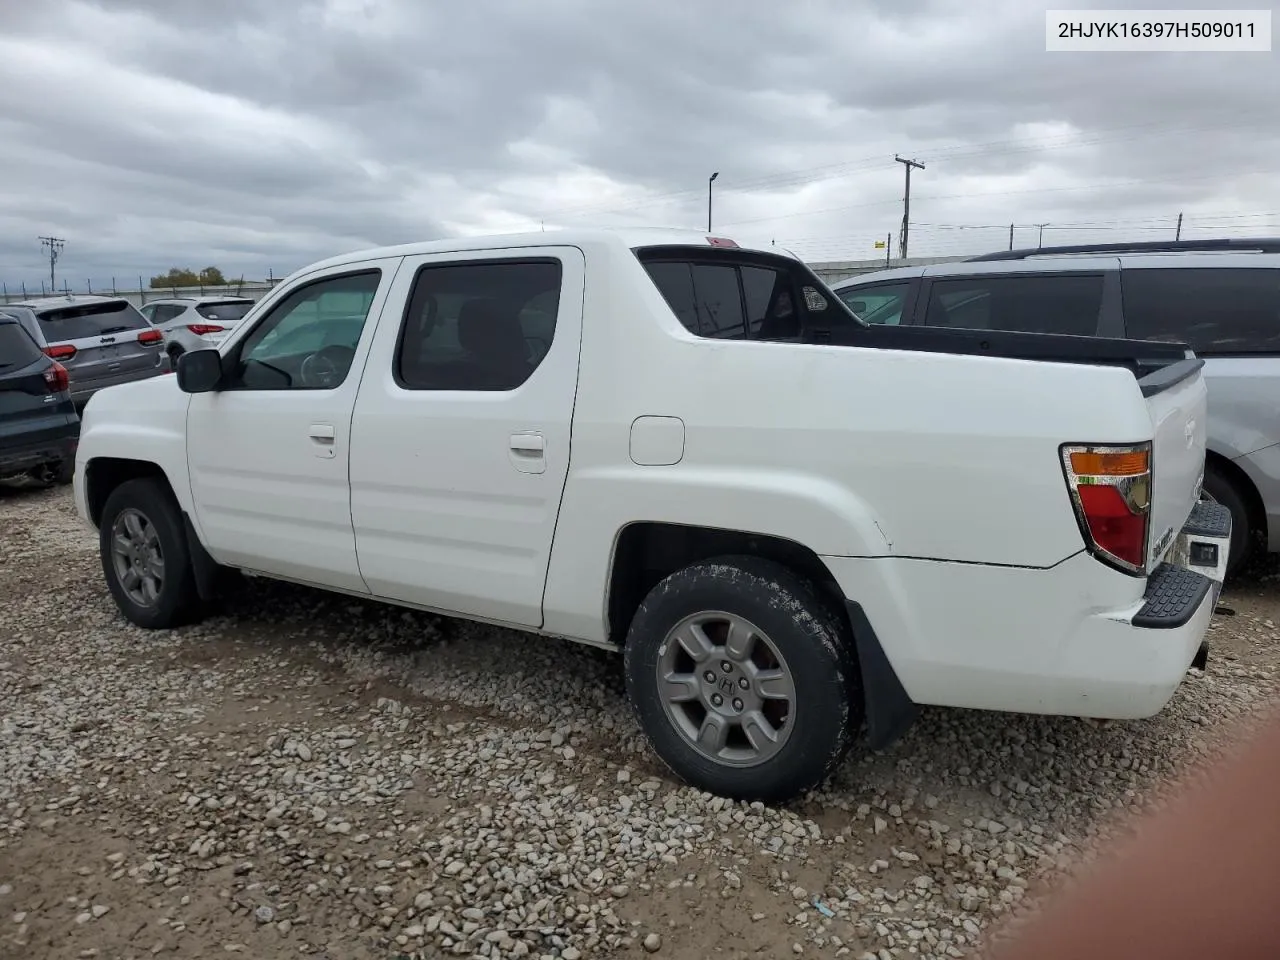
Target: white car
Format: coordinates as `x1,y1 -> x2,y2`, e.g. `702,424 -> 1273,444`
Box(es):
139,296 -> 256,363
72,229 -> 1228,802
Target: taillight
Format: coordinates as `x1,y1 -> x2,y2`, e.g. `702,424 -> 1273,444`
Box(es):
43,360 -> 70,394
186,324 -> 224,336
43,344 -> 76,361
1061,443 -> 1151,574
138,329 -> 163,345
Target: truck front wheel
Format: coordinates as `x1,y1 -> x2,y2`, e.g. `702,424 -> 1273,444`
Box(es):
623,556 -> 861,803
99,478 -> 203,629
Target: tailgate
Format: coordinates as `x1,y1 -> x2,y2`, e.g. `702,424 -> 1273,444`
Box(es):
1140,358 -> 1208,571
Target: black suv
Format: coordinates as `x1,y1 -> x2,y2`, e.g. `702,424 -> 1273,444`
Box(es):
0,313 -> 79,485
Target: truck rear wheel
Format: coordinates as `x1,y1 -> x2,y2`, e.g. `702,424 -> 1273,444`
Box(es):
623,555 -> 860,803
99,478 -> 203,629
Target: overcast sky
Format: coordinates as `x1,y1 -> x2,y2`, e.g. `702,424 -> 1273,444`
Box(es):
1,0 -> 1277,291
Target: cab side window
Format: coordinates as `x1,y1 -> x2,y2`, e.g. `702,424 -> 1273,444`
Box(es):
224,271 -> 381,391
394,259 -> 563,392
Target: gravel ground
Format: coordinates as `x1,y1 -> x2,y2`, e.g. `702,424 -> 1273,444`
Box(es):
2,484 -> 1278,960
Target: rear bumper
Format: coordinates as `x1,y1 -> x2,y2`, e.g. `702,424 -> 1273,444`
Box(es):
822,503 -> 1232,726
0,422 -> 79,475
70,363 -> 164,405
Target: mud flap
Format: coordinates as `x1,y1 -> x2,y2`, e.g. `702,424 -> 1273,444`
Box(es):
182,512 -> 224,602
845,600 -> 919,750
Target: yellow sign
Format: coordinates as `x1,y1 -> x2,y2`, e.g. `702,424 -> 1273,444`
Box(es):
873,240 -> 886,249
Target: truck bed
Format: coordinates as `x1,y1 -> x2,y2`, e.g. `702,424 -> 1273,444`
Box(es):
819,323 -> 1194,386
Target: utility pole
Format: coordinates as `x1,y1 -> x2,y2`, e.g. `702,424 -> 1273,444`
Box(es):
39,236 -> 65,293
1008,223 -> 1014,250
1175,212 -> 1183,240
1036,223 -> 1049,247
894,156 -> 925,259
707,171 -> 719,233
885,232 -> 891,266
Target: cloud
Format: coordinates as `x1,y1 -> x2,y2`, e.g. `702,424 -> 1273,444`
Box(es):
1,0 -> 1277,290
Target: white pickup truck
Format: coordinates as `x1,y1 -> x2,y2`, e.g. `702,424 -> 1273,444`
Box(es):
74,229 -> 1231,802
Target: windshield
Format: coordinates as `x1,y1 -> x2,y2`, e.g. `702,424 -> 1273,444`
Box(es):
36,300 -> 149,341
196,301 -> 254,324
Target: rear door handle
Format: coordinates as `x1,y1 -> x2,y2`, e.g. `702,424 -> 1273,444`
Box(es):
509,432 -> 546,474
509,433 -> 545,454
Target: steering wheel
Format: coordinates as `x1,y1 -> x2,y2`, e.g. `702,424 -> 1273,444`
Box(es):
299,344 -> 356,388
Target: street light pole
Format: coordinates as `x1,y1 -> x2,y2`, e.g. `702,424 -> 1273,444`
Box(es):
707,172 -> 719,233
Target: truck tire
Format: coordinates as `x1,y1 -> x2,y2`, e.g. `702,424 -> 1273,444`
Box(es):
99,478 -> 203,629
623,555 -> 861,803
1202,464 -> 1252,577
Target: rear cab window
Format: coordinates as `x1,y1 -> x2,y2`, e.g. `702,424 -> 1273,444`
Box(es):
921,274 -> 1105,336
36,300 -> 150,343
636,245 -> 860,341
1121,267 -> 1280,353
0,320 -> 43,370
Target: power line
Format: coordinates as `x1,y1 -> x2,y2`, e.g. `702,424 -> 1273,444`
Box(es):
718,167 -> 1278,228
539,110 -> 1270,224
787,209 -> 1280,242
771,210 -> 1280,261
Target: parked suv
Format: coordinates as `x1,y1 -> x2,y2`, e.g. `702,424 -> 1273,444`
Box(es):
0,313 -> 78,485
140,296 -> 256,363
4,296 -> 165,406
831,238 -> 1280,575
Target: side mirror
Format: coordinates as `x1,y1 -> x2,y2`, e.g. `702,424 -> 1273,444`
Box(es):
848,300 -> 867,315
176,349 -> 224,393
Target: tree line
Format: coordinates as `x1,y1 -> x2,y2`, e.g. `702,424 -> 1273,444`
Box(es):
149,266 -> 236,288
